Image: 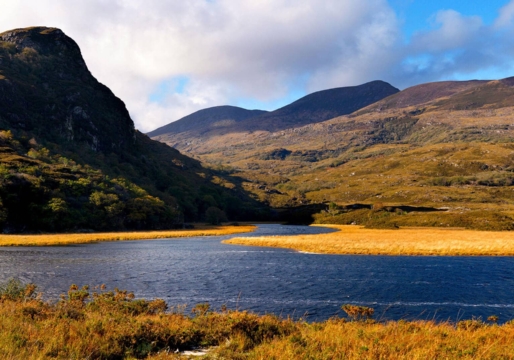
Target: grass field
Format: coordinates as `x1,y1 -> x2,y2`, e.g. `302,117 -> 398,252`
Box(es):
1,280 -> 513,359
224,225 -> 514,256
0,225 -> 255,246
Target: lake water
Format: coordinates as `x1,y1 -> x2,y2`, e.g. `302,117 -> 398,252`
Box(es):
1,224 -> 513,323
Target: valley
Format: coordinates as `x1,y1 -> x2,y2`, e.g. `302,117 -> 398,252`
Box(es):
151,78 -> 514,230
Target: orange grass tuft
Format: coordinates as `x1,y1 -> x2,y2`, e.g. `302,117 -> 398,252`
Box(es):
224,225 -> 514,256
2,281 -> 514,359
0,225 -> 255,246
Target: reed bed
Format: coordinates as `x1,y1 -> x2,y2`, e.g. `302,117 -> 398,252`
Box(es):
224,225 -> 514,256
1,280 -> 514,359
0,225 -> 255,246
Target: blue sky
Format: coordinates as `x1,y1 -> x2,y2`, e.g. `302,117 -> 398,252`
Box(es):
3,0 -> 514,131
391,0 -> 510,39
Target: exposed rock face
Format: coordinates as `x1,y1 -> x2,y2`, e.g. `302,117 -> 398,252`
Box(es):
0,27 -> 135,153
0,27 -> 267,226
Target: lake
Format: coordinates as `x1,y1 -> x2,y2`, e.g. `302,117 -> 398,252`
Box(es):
1,224 -> 513,323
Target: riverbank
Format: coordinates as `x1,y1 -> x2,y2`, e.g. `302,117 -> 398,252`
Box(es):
0,224 -> 255,246
223,225 -> 514,256
1,280 -> 513,359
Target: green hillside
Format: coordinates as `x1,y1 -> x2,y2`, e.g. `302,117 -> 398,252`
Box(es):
0,27 -> 266,232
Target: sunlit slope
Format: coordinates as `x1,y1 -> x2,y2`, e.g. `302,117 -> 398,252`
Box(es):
156,77 -> 514,228
151,80 -> 400,152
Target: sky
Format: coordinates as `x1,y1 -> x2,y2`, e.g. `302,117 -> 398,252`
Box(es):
2,1 -> 514,132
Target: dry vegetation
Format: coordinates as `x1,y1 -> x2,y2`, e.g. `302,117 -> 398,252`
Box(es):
1,279 -> 514,359
224,225 -> 514,256
0,225 -> 255,246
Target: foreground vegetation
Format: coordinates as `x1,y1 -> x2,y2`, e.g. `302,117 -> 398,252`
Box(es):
1,279 -> 514,359
225,225 -> 514,256
0,225 -> 255,246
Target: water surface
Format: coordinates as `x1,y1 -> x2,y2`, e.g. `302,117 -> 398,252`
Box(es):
1,224 -> 513,322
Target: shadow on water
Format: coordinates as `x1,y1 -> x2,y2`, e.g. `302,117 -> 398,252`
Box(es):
0,224 -> 513,323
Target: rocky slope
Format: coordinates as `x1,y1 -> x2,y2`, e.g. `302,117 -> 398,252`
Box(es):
0,27 -> 265,232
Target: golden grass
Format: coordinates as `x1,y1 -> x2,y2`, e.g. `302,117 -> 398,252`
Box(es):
243,319 -> 514,360
0,225 -> 255,246
3,281 -> 514,359
224,225 -> 514,256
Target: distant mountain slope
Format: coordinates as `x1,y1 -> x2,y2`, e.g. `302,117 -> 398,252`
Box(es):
356,80 -> 488,113
147,105 -> 267,138
0,27 -> 265,232
233,80 -> 400,132
151,76 -> 514,229
151,80 -> 400,149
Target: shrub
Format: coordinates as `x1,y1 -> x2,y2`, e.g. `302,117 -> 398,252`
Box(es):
341,304 -> 374,321
0,278 -> 37,301
205,206 -> 227,225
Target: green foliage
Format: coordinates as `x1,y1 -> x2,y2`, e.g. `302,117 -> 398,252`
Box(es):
0,27 -> 268,232
205,206 -> 228,225
0,278 -> 37,301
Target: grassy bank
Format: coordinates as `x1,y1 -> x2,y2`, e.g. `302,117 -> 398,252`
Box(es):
0,225 -> 255,246
224,225 -> 514,256
1,280 -> 513,359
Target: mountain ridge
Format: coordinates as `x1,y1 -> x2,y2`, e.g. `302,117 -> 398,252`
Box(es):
151,80 -> 400,149
150,75 -> 514,229
147,105 -> 267,138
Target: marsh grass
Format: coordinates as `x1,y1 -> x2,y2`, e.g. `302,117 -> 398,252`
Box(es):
0,225 -> 255,246
224,225 -> 514,256
2,280 -> 514,359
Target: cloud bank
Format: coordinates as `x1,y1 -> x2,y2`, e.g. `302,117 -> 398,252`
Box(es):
1,0 -> 514,131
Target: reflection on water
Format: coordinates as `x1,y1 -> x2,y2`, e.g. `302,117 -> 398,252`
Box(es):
1,224 -> 513,322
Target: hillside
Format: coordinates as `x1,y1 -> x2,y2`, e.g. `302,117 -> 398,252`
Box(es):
147,105 -> 267,138
0,27 -> 266,232
152,77 -> 514,229
151,81 -> 399,149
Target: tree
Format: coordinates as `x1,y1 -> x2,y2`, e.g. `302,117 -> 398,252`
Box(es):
205,206 -> 227,225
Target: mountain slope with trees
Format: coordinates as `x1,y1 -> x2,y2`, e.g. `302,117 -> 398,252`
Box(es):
0,26 -> 266,232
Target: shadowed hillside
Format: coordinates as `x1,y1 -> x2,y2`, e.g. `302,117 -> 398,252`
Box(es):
147,105 -> 267,139
0,27 -> 267,232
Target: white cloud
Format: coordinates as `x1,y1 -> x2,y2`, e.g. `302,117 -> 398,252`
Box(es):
495,0 -> 514,28
1,1 -> 514,132
410,10 -> 483,53
0,0 -> 401,131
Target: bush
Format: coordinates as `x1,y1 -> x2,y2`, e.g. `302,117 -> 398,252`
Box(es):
205,206 -> 227,225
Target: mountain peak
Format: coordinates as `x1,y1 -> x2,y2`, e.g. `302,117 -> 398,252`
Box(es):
0,27 -> 83,59
0,26 -> 134,153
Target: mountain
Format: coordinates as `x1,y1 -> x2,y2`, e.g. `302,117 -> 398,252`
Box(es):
152,77 -> 514,230
150,81 -> 399,149
233,80 -> 400,132
0,27 -> 265,232
147,106 -> 267,138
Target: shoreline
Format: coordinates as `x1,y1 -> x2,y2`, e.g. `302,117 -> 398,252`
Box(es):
0,224 -> 256,246
223,225 -> 514,256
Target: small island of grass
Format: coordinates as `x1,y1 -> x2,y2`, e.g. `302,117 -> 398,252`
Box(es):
224,225 -> 514,256
0,224 -> 255,246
